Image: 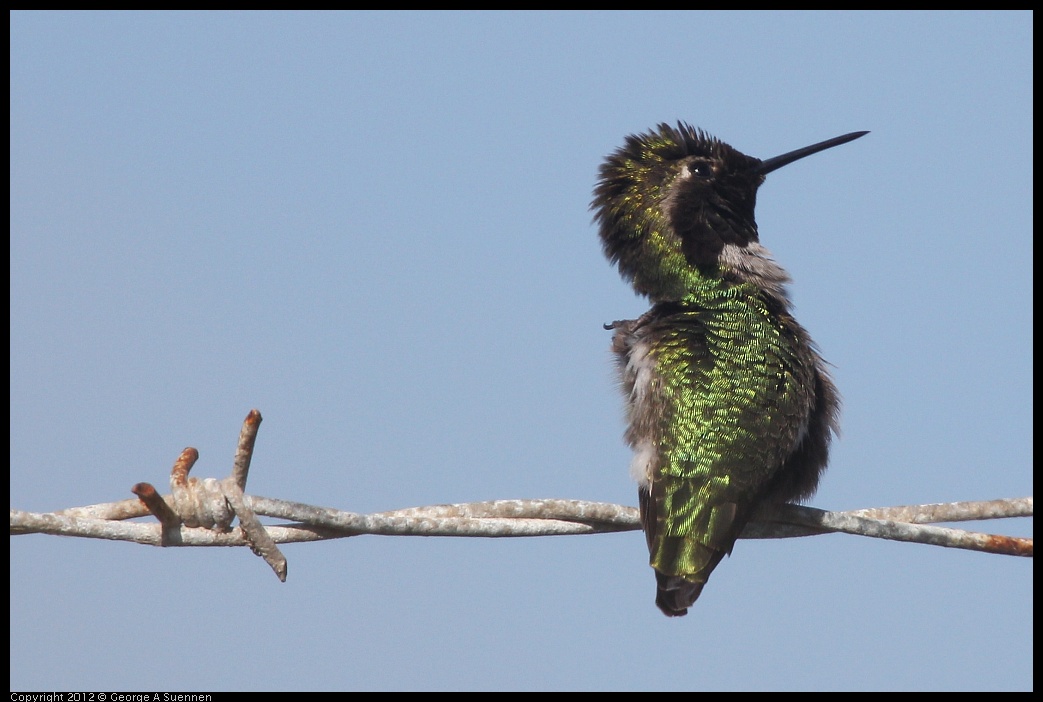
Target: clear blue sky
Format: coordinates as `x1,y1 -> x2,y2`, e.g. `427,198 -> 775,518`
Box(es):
10,11 -> 1032,691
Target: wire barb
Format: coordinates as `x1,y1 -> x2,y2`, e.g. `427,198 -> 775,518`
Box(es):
101,410 -> 286,578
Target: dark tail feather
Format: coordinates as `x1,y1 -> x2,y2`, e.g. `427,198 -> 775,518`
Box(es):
654,572 -> 705,617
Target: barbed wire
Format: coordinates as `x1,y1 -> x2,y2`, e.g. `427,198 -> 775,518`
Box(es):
9,410 -> 1033,581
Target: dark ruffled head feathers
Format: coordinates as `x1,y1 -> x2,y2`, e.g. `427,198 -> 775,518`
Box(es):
591,122 -> 765,301
592,123 -> 868,302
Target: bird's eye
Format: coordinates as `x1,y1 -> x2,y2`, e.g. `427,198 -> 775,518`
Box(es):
687,161 -> 713,179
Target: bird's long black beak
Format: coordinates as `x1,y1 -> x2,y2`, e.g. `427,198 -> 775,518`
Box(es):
756,131 -> 869,176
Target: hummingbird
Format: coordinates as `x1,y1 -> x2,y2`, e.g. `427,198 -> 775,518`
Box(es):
592,123 -> 866,617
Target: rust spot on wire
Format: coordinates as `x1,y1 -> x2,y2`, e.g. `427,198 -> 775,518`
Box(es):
131,482 -> 180,528
232,410 -> 263,490
982,533 -> 1033,557
170,447 -> 199,487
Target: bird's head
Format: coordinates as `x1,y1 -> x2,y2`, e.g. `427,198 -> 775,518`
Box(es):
592,123 -> 867,302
